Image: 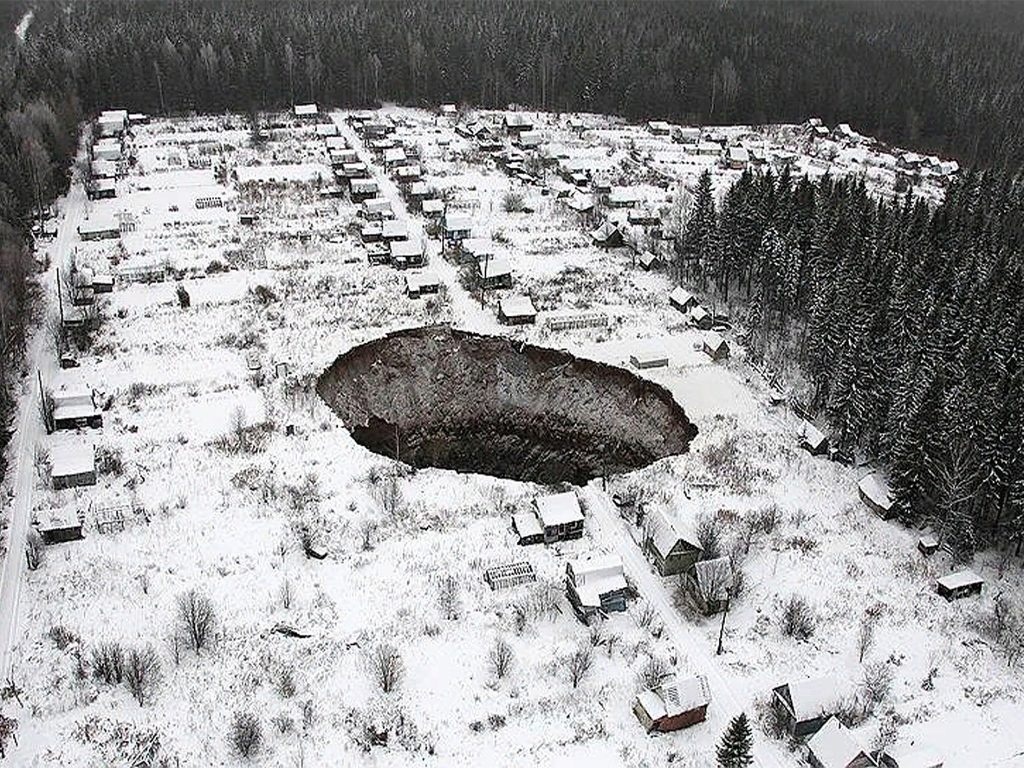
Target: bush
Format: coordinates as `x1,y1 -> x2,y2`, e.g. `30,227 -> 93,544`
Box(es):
779,595 -> 816,640
229,711 -> 262,759
637,656 -> 669,689
566,646 -> 594,689
48,625 -> 80,650
502,191 -> 526,213
175,283 -> 190,309
175,589 -> 216,654
696,513 -> 722,560
488,637 -> 514,679
25,530 -> 44,571
92,641 -> 126,685
124,645 -> 162,705
366,643 -> 404,693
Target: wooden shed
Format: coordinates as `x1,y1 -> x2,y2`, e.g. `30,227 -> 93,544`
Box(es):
642,509 -> 702,577
590,221 -> 623,248
703,332 -> 730,361
935,570 -> 983,601
807,717 -> 876,768
858,473 -> 894,519
669,286 -> 699,313
512,511 -> 545,546
771,674 -> 839,740
36,509 -> 85,544
533,491 -> 584,543
51,442 -> 97,490
498,295 -> 536,325
630,349 -> 669,370
477,255 -> 513,289
800,420 -> 830,456
633,674 -> 710,733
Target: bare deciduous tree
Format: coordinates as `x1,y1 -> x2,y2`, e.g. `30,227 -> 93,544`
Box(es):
91,641 -> 126,684
488,637 -> 514,679
229,711 -> 262,760
366,642 -> 404,693
566,645 -> 594,689
176,589 -> 216,654
124,644 -> 162,705
637,655 -> 670,689
779,595 -> 816,640
279,577 -> 294,610
25,530 -> 44,571
437,574 -> 460,621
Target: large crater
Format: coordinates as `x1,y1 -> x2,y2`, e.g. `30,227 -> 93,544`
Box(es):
316,326 -> 698,485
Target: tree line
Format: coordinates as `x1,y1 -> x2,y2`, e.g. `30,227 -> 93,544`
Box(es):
677,166 -> 1024,562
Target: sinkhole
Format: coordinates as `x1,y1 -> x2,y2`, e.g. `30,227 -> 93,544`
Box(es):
316,326 -> 698,485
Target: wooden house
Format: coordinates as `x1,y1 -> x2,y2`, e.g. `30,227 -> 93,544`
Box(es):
800,420 -> 830,456
52,379 -> 103,430
383,146 -> 407,169
807,717 -> 877,768
630,349 -> 669,370
565,553 -> 629,624
51,442 -> 97,490
404,271 -> 440,298
92,274 -> 114,294
394,164 -> 422,184
515,130 -> 544,149
690,305 -> 713,330
293,103 -> 319,119
772,675 -> 839,739
703,332 -> 730,361
917,535 -> 940,557
381,219 -> 409,242
342,161 -> 370,179
315,123 -> 338,137
633,675 -> 710,732
628,208 -> 660,226
643,509 -> 702,577
590,221 -> 623,248
646,120 -> 671,136
97,109 -> 128,137
36,509 -> 84,544
512,510 -> 545,546
638,251 -> 661,271
503,113 -> 534,136
421,199 -> 444,218
534,491 -> 584,543
727,146 -> 750,170
443,213 -> 473,247
361,198 -> 394,221
477,255 -> 513,289
687,556 -> 732,614
498,295 -> 537,325
389,239 -> 424,270
876,743 -> 943,768
669,286 -> 699,313
935,570 -> 983,601
673,127 -> 701,145
607,187 -> 640,208
439,103 -> 457,118
350,179 -> 379,203
78,218 -> 121,242
858,473 -> 894,519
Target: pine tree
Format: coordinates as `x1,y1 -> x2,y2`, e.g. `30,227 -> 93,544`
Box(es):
717,712 -> 754,768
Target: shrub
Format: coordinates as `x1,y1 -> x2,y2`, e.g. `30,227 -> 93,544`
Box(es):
175,589 -> 216,654
637,656 -> 669,689
779,595 -> 816,640
696,513 -> 722,560
488,637 -> 514,679
276,667 -> 297,698
175,283 -> 190,309
25,530 -> 44,571
502,191 -> 526,213
366,643 -> 404,693
92,641 -> 126,685
566,646 -> 594,689
47,625 -> 79,650
124,645 -> 162,705
229,711 -> 262,760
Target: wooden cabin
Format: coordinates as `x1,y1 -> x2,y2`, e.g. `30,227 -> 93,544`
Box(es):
669,286 -> 699,313
858,473 -> 894,519
477,255 -> 513,289
935,570 -> 983,601
498,295 -> 537,325
633,675 -> 710,732
800,420 -> 830,456
630,349 -> 669,370
36,510 -> 84,544
51,442 -> 97,490
642,509 -> 702,577
533,491 -> 584,543
565,553 -> 629,624
807,717 -> 877,768
772,675 -> 839,740
703,332 -> 730,361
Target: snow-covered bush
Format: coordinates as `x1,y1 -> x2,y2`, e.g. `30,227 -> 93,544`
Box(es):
366,642 -> 404,693
228,711 -> 262,760
123,645 -> 162,705
778,595 -> 816,640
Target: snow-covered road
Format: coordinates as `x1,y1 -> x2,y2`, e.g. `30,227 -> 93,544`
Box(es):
0,184 -> 86,679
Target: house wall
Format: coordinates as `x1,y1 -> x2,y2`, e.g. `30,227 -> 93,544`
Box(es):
654,704 -> 708,732
53,470 -> 97,491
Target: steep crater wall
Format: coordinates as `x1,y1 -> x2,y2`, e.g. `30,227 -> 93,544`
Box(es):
316,326 -> 698,485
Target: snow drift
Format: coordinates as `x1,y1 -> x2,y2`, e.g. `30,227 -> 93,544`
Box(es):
316,325 -> 698,484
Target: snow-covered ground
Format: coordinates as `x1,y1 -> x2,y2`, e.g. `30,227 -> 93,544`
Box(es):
1,107 -> 1017,767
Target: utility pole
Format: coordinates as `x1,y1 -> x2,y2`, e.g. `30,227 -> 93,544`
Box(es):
480,254 -> 489,309
56,267 -> 64,325
716,590 -> 731,656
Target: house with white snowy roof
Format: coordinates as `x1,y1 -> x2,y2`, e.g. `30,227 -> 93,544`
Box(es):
772,674 -> 840,739
565,552 -> 629,623
806,717 -> 876,768
633,674 -> 710,732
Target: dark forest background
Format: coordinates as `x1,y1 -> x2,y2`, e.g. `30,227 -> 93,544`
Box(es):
2,0 -> 1024,556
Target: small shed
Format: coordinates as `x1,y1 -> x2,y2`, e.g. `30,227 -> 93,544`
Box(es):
771,674 -> 839,739
52,381 -> 102,430
383,146 -> 407,168
564,193 -> 594,214
315,123 -> 338,137
935,570 -> 983,601
484,562 -> 537,591
669,286 -> 698,313
294,103 -> 319,118
461,237 -> 497,262
633,675 -> 710,732
92,274 -> 114,294
703,332 -> 730,361
512,510 -> 545,546
630,349 -> 669,370
534,491 -> 584,543
917,535 -> 939,557
395,164 -> 422,183
443,213 -> 473,243
350,179 -> 379,202
498,295 -> 536,325
858,473 -> 894,519
607,187 -> 640,209
503,113 -> 534,135
807,717 -> 875,768
389,239 -> 424,269
690,304 -> 713,330
565,553 -> 629,623
800,421 -> 830,456
515,130 -> 544,149
638,251 -> 661,271
421,199 -> 444,218
51,442 -> 97,490
439,103 -> 457,117
643,509 -> 702,576
727,146 -> 750,170
628,208 -> 660,226
361,198 -> 394,220
646,120 -> 671,136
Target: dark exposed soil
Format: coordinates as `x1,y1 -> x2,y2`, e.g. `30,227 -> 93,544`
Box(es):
316,326 -> 698,485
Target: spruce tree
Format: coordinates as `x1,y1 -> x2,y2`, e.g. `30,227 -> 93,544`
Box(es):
717,712 -> 754,768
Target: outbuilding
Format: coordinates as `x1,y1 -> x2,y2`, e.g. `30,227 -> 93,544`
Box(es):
483,561 -> 536,591
643,509 -> 702,576
630,349 -> 669,370
935,570 -> 983,601
727,146 -> 750,170
404,271 -> 440,298
350,179 -> 379,203
702,331 -> 730,361
807,717 -> 876,768
534,491 -> 584,543
638,251 -> 661,271
361,198 -> 394,221
669,286 -> 699,313
51,442 -> 97,490
36,509 -> 84,544
565,553 -> 629,623
646,120 -> 671,136
800,421 -> 830,456
858,473 -> 894,519
52,378 -> 102,430
503,113 -> 534,135
498,295 -> 537,325
633,675 -> 710,732
294,103 -> 319,118
443,213 -> 473,246
477,255 -> 513,289
78,218 -> 121,241
590,221 -> 623,248
771,675 -> 839,739
690,305 -> 713,330
389,239 -> 424,269
421,199 -> 444,218
512,510 -> 545,546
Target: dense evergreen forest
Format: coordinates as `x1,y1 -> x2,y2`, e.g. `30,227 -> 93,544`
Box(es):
1,0 -> 1024,553
679,168 -> 1024,560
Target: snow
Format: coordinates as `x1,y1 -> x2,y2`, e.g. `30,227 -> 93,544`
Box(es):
50,441 -> 95,478
807,717 -> 869,768
935,569 -> 982,591
784,674 -> 841,721
534,491 -> 583,527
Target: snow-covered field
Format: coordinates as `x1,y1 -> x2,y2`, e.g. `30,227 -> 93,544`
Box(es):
3,107 -> 1017,767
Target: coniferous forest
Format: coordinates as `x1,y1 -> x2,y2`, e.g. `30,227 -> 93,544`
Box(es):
1,0 -> 1024,553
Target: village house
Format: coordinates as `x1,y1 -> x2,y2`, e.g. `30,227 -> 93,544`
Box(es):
727,146 -> 750,170
97,109 -> 128,137
606,187 -> 640,208
917,534 -> 940,557
293,103 -> 318,119
633,675 -> 710,732
439,103 -> 457,118
690,305 -> 713,330
686,556 -> 732,615
92,274 -> 114,294
673,126 -> 701,144
564,193 -> 595,215
772,674 -> 840,739
628,208 -> 660,227
350,179 -> 379,203
383,146 -> 407,169
669,286 -> 699,313
534,491 -> 584,543
858,473 -> 894,519
565,553 -> 630,624
342,161 -> 370,179
361,198 -> 394,221
404,271 -> 440,298
443,213 -> 474,248
590,221 -> 624,248
315,122 -> 338,137
360,222 -> 383,244
477,254 -> 513,289
51,442 -> 97,490
935,570 -> 983,601
498,295 -> 537,325
51,377 -> 102,430
389,239 -> 424,269
93,137 -> 122,162
696,140 -> 724,157
421,199 -> 444,218
642,508 -> 702,576
638,251 -> 661,271
381,219 -> 409,242
35,509 -> 85,544
503,112 -> 534,135
87,178 -> 116,200
394,164 -> 422,184
703,331 -> 730,361
806,717 -> 877,768
515,129 -> 544,149
646,120 -> 671,136
78,217 -> 121,242
90,159 -> 116,179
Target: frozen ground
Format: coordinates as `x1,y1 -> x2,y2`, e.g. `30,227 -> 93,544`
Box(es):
0,107 -> 1017,767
